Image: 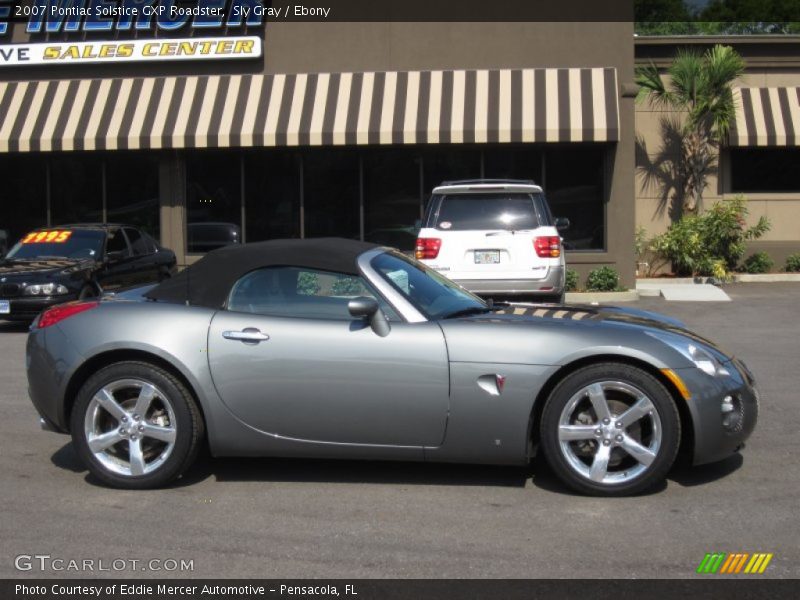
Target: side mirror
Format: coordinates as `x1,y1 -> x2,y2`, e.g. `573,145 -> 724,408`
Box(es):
555,217 -> 571,232
348,296 -> 391,337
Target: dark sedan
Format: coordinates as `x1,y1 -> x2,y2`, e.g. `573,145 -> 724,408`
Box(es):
0,224 -> 175,321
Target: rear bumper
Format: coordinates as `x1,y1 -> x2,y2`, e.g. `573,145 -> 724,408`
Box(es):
452,266 -> 565,295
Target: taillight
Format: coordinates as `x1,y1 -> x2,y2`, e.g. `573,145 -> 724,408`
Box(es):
415,238 -> 442,260
38,301 -> 99,329
534,236 -> 562,258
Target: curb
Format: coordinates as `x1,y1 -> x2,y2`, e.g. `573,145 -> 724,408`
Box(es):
733,273 -> 800,283
565,290 -> 639,303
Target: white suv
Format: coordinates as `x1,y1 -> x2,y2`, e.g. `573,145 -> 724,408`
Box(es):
415,180 -> 568,303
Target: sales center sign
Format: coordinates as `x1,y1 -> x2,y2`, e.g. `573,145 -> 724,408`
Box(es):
0,0 -> 269,66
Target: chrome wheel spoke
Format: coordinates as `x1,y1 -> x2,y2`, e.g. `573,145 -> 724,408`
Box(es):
619,434 -> 656,466
128,439 -> 146,476
88,430 -> 123,453
95,388 -> 127,422
133,383 -> 157,418
589,443 -> 611,482
587,383 -> 612,422
141,423 -> 176,444
618,396 -> 655,429
558,424 -> 597,441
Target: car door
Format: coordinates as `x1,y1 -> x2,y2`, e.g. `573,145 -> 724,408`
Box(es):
97,228 -> 134,291
206,266 -> 450,448
122,227 -> 160,284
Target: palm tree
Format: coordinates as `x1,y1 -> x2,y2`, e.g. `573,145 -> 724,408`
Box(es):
635,44 -> 745,213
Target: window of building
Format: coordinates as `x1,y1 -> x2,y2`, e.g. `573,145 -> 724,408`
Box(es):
244,151 -> 301,242
730,148 -> 800,192
50,154 -> 103,226
0,155 -> 47,251
422,147 -> 482,193
544,146 -> 605,251
303,148 -> 360,240
186,152 -> 242,253
484,146 -> 543,183
363,149 -> 422,251
106,153 -> 160,238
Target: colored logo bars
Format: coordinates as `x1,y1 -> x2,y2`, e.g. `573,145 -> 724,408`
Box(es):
696,552 -> 774,574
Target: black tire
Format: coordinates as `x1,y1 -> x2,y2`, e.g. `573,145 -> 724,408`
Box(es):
70,361 -> 203,489
540,362 -> 680,496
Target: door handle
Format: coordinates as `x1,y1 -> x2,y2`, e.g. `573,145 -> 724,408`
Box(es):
222,328 -> 270,343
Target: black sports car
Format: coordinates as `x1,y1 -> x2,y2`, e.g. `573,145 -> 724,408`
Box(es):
0,224 -> 176,321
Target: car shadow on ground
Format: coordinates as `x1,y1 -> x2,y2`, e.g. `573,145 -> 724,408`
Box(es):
50,442 -> 744,494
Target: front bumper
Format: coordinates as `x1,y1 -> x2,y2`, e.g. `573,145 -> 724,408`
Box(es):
0,294 -> 77,320
679,358 -> 759,466
452,266 -> 565,295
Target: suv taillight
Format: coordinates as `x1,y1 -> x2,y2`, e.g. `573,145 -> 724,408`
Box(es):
534,236 -> 562,258
415,238 -> 442,260
38,301 -> 99,329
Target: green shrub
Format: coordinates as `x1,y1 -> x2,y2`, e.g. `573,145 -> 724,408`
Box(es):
565,269 -> 580,292
785,253 -> 800,273
297,272 -> 320,296
331,276 -> 364,296
742,252 -> 774,274
586,266 -> 620,292
650,196 -> 770,277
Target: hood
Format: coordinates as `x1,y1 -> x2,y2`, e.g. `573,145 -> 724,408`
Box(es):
0,257 -> 93,279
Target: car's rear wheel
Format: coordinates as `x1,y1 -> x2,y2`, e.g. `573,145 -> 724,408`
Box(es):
540,363 -> 680,496
70,361 -> 203,489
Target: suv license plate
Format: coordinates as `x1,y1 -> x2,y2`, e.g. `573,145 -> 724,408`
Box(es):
474,250 -> 500,264
0,300 -> 9,314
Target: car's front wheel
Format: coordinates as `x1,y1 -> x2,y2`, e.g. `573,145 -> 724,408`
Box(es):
70,361 -> 203,489
540,363 -> 680,496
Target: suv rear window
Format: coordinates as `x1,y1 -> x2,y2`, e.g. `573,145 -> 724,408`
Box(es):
429,193 -> 548,231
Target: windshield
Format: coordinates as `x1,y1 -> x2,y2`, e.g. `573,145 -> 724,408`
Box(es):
433,193 -> 545,231
6,229 -> 105,260
371,251 -> 487,319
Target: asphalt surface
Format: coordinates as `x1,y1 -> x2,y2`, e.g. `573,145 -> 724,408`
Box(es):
1,283 -> 798,579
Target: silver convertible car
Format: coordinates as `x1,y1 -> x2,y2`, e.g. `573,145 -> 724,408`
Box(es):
27,239 -> 758,495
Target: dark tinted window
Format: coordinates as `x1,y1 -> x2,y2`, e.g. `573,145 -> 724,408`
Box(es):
6,229 -> 104,260
244,151 -> 301,242
545,146 -> 605,251
303,149 -> 360,239
227,266 -> 395,321
186,152 -> 242,253
0,156 -> 47,251
106,154 -> 160,238
106,229 -> 130,256
730,148 -> 800,192
433,193 -> 542,231
50,155 -> 103,225
124,228 -> 151,256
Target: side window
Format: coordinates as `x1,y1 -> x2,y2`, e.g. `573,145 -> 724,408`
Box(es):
124,228 -> 151,256
105,229 -> 130,257
227,266 -> 397,321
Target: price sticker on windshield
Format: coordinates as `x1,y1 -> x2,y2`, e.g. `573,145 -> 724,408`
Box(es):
21,231 -> 72,244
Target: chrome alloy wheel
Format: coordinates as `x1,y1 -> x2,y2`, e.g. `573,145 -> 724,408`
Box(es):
83,379 -> 177,477
557,381 -> 662,485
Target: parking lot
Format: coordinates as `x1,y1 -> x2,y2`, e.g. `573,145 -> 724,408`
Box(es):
1,283 -> 798,579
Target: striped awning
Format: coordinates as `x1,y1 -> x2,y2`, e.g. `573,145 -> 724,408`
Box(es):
0,67 -> 619,153
730,87 -> 800,146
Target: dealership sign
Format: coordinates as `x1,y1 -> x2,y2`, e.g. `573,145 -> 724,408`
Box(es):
0,35 -> 260,66
0,1 -> 266,66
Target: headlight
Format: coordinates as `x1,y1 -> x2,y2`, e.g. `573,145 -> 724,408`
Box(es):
688,344 -> 730,377
23,283 -> 69,296
646,331 -> 731,378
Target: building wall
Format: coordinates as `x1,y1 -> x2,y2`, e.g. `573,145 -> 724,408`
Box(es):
635,37 -> 800,272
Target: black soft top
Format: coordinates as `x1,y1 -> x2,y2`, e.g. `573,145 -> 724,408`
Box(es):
145,238 -> 380,308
